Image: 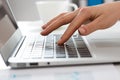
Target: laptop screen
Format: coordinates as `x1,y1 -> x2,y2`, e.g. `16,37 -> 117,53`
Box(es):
0,0 -> 22,65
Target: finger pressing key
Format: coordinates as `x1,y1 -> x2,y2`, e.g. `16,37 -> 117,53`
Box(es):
57,8 -> 91,45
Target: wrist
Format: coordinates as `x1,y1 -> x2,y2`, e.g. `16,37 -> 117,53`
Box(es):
108,1 -> 120,20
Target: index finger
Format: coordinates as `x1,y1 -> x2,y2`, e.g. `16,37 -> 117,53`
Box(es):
57,8 -> 91,45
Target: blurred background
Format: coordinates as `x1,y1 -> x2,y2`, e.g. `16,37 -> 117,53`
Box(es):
0,0 -> 120,21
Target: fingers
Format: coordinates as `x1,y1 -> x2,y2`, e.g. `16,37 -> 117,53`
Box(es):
41,10 -> 79,36
42,13 -> 67,29
78,15 -> 105,35
57,8 -> 91,45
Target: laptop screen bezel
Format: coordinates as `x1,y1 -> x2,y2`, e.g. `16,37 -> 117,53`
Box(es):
1,0 -> 18,29
0,0 -> 23,65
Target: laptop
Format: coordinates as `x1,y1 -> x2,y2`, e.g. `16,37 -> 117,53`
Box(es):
1,0 -> 120,69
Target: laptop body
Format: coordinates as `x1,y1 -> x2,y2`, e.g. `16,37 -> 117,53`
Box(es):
0,0 -> 120,69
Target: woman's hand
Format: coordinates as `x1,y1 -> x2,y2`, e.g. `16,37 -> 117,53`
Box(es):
41,2 -> 120,45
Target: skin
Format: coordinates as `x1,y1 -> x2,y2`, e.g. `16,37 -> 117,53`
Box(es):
41,2 -> 120,45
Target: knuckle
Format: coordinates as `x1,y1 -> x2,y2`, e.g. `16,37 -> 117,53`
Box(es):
79,7 -> 91,15
59,12 -> 67,16
60,15 -> 68,24
57,12 -> 69,24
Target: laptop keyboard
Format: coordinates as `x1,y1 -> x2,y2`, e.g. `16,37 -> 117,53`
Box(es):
22,34 -> 92,59
44,35 -> 54,58
74,36 -> 92,57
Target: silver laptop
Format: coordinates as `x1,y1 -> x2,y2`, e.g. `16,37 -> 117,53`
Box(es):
1,0 -> 120,69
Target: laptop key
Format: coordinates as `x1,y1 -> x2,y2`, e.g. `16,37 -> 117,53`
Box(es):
77,48 -> 91,57
56,44 -> 66,58
55,35 -> 66,58
26,42 -> 34,53
66,37 -> 78,58
31,36 -> 44,57
74,36 -> 92,57
44,35 -> 54,58
66,45 -> 78,58
23,35 -> 45,59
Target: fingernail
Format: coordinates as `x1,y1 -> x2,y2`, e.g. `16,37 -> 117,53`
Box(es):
42,24 -> 47,29
57,39 -> 63,46
42,25 -> 45,29
80,26 -> 86,34
40,31 -> 44,35
40,30 -> 45,35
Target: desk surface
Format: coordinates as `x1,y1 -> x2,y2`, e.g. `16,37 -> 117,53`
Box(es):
0,20 -> 120,72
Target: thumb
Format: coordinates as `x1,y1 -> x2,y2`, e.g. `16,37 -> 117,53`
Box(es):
78,24 -> 98,36
78,19 -> 103,35
78,15 -> 105,35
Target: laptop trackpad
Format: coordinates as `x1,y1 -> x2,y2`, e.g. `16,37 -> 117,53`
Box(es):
91,38 -> 120,57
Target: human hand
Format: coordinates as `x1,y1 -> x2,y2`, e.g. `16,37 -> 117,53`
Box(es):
41,2 -> 120,45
